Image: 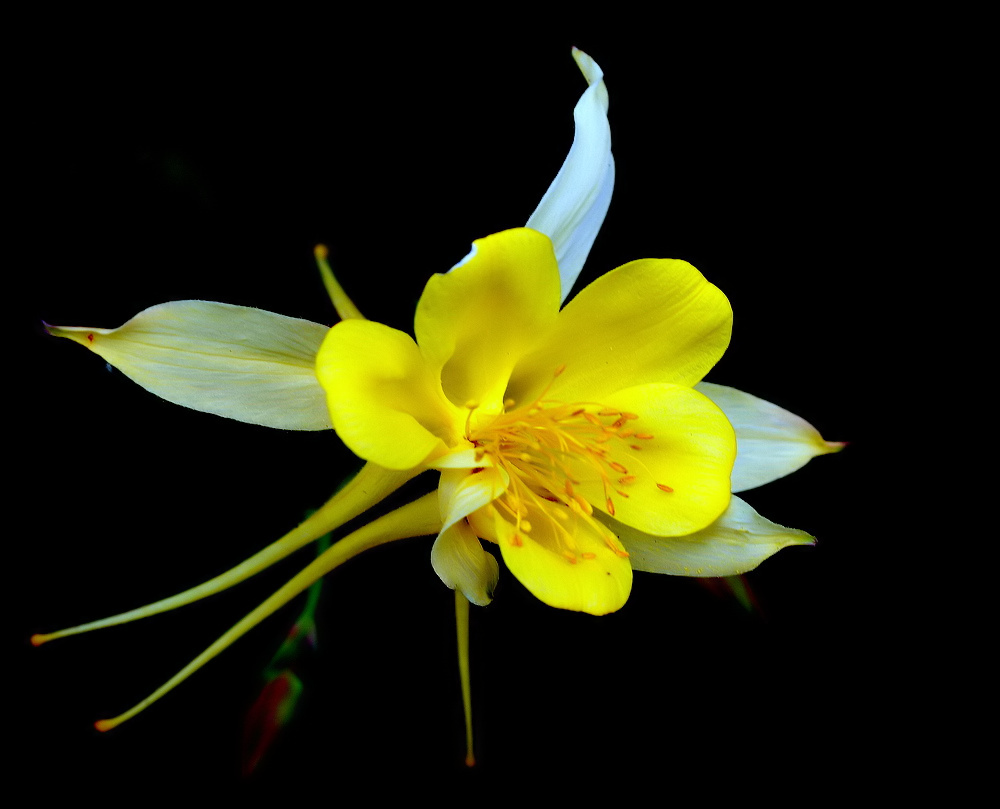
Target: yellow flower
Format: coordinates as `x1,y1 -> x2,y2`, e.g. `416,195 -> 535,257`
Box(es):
32,48 -> 843,763
317,226 -> 738,615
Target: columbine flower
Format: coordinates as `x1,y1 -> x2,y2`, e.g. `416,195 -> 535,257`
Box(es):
32,48 -> 842,765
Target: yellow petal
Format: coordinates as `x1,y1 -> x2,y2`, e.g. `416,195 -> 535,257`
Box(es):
608,495 -> 815,577
438,467 -> 510,534
431,519 -> 500,607
315,319 -> 462,469
475,501 -> 632,616
573,383 -> 736,537
416,228 -> 561,410
47,301 -> 332,430
508,258 -> 732,405
696,382 -> 846,492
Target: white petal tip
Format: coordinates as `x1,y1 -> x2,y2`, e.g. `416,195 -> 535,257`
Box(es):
571,47 -> 603,85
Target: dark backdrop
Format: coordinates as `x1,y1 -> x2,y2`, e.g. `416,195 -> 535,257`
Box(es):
13,14 -> 892,802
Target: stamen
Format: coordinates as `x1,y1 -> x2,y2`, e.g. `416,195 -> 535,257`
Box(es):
464,402 -> 479,438
464,372 -> 658,567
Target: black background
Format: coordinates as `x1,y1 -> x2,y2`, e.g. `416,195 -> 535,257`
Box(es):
12,11 -> 905,802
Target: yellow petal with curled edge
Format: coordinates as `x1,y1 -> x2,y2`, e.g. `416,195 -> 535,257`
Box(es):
417,228 -> 561,411
508,258 -> 732,406
607,495 -> 815,577
316,319 -> 463,470
696,382 -> 846,492
47,301 -> 332,430
571,383 -> 736,538
438,467 -> 510,535
431,519 -> 500,607
472,501 -> 632,616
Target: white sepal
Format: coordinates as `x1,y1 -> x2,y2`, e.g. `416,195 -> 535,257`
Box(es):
696,382 -> 845,492
610,495 -> 815,577
527,48 -> 615,303
49,300 -> 332,430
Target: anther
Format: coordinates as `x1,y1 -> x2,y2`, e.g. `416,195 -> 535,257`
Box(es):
608,461 -> 628,474
606,497 -> 616,516
581,552 -> 597,560
657,483 -> 675,493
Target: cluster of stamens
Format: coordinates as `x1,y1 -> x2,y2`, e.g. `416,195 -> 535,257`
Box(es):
464,367 -> 673,564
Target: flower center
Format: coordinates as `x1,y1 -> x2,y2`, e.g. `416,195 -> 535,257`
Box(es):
464,367 -> 671,563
